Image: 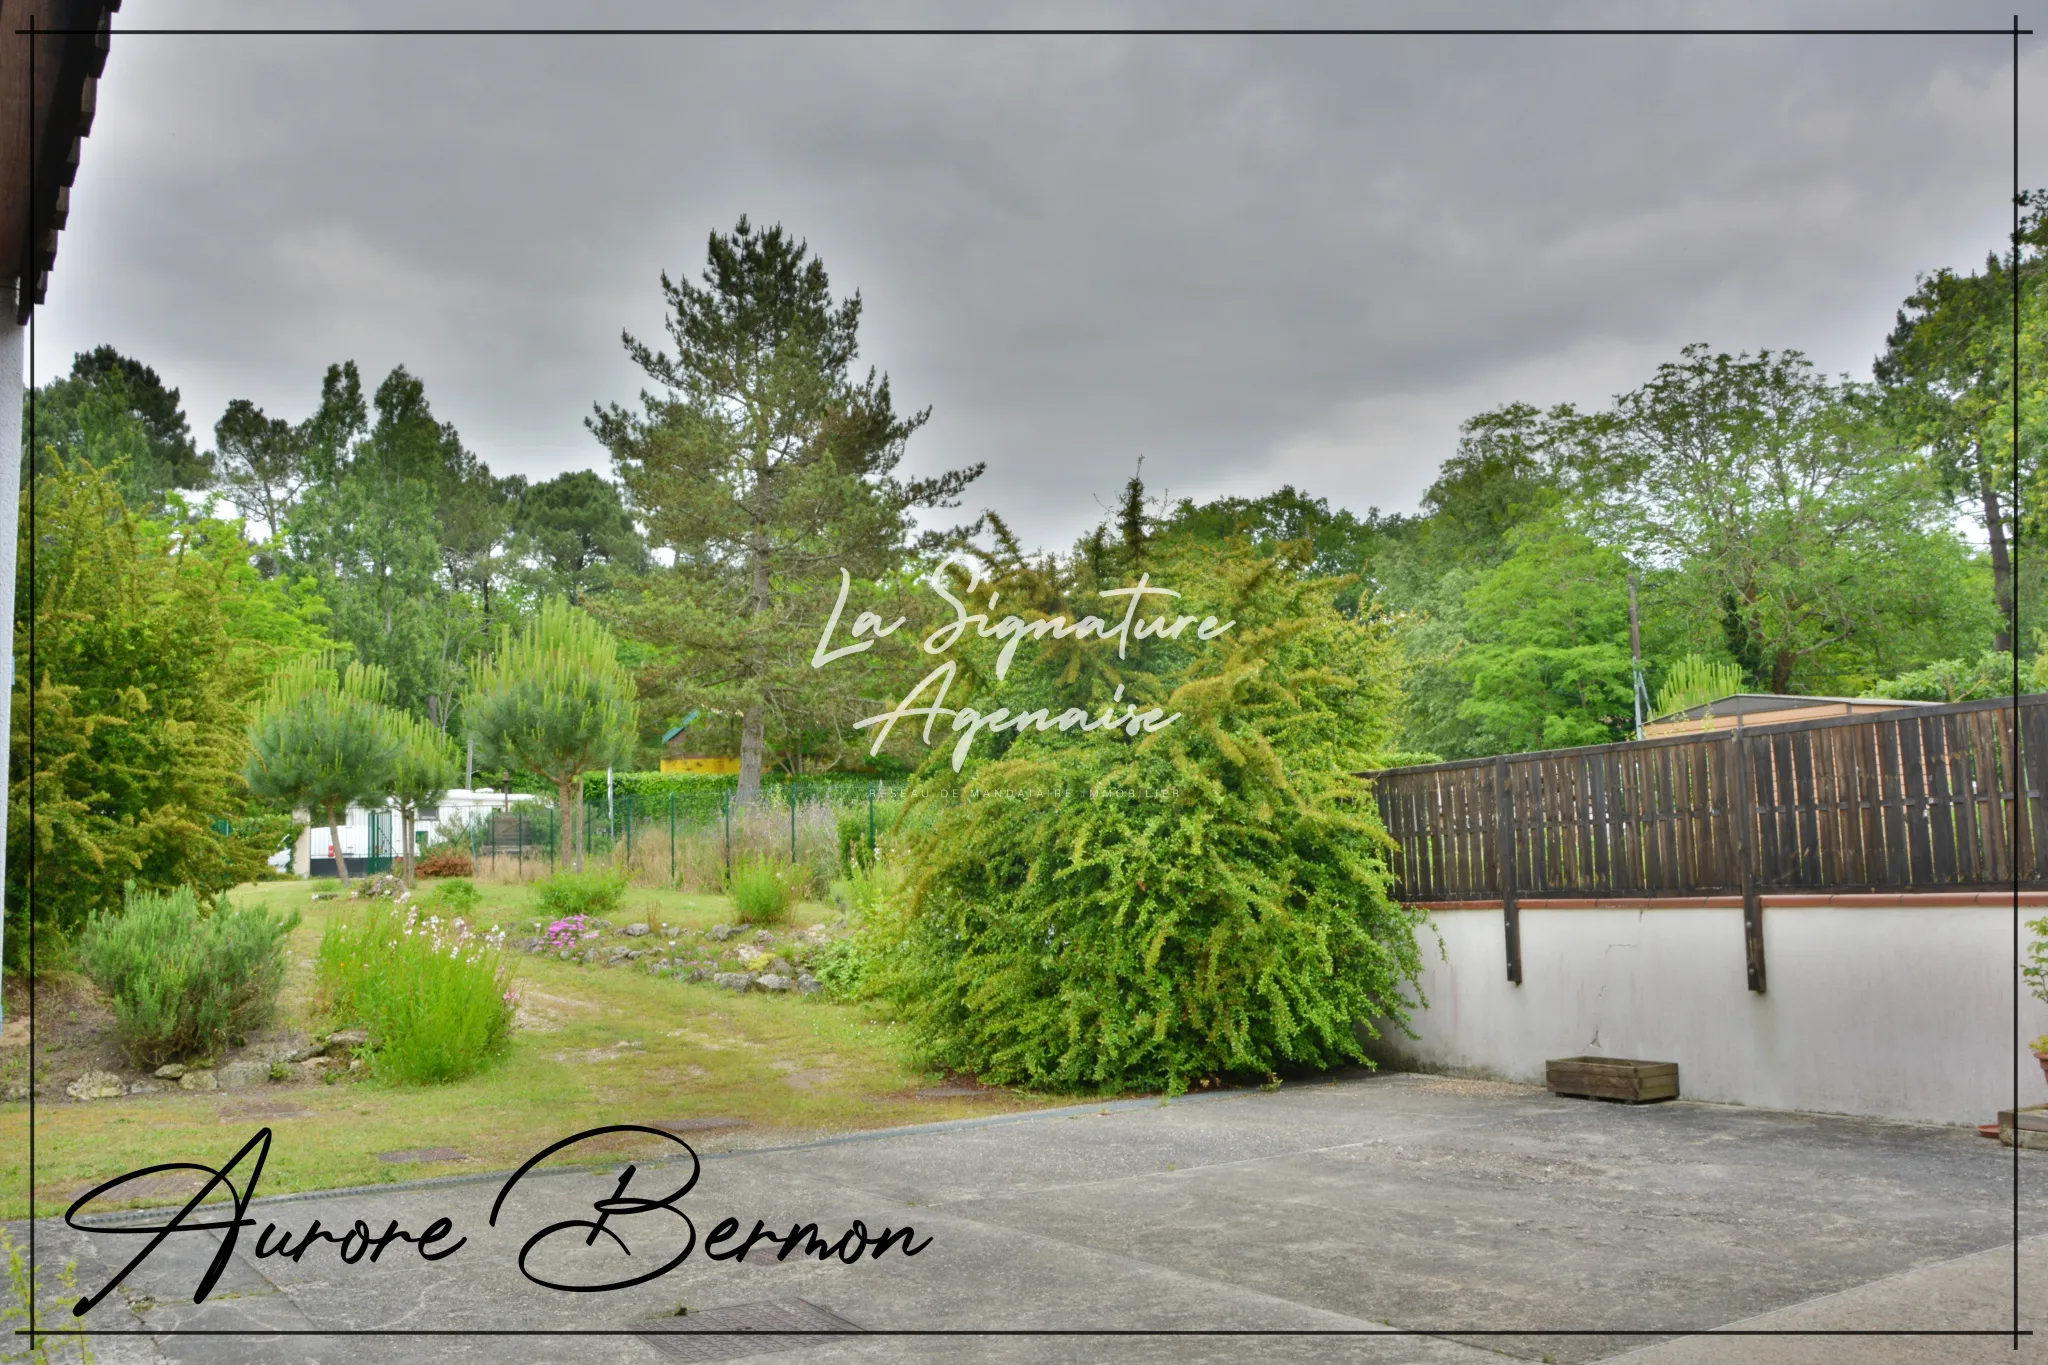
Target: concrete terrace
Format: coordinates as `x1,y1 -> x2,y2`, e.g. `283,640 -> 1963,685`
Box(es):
19,1070 -> 2048,1364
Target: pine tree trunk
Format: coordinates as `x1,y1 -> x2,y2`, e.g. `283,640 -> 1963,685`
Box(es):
328,808 -> 350,888
402,809 -> 417,887
736,533 -> 771,806
561,777 -> 582,874
737,706 -> 765,806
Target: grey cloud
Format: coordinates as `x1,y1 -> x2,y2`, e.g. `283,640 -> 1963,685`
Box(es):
36,0 -> 2048,547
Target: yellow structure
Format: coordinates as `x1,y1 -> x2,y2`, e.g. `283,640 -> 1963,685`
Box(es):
661,755 -> 741,775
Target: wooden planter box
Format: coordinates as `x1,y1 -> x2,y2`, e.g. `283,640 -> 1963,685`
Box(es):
1545,1056 -> 1679,1104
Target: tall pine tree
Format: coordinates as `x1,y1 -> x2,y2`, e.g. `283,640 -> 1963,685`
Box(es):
590,217 -> 982,800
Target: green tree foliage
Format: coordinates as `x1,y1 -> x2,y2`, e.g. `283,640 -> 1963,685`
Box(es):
466,598 -> 636,871
837,487 -> 1423,1093
1368,404 -> 1576,758
509,469 -> 648,605
212,397 -> 311,549
589,216 -> 982,802
1876,191 -> 2047,652
285,363 -> 516,725
1452,515 -> 1641,753
1165,484 -> 1394,616
245,654 -> 401,888
1572,345 -> 1989,695
1863,649 -> 2045,703
389,710 -> 461,885
23,346 -> 212,512
10,458 -> 314,957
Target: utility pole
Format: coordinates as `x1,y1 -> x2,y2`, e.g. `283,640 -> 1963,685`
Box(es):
1628,573 -> 1648,739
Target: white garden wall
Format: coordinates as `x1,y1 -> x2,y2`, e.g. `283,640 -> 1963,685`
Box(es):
1363,896 -> 2048,1126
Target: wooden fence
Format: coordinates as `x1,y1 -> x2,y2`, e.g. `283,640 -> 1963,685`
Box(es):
1361,694 -> 2048,990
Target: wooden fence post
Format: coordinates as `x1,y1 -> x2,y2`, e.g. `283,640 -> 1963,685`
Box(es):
1730,726 -> 1766,993
1494,756 -> 1522,984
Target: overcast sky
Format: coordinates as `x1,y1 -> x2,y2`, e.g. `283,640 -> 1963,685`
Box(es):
33,0 -> 2048,549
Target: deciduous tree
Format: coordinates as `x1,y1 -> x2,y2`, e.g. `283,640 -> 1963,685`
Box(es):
1876,193 -> 2047,652
1570,345 -> 1987,694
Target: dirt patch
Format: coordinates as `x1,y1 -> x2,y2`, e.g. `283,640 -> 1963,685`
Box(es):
510,1008 -> 564,1034
880,1070 -> 1009,1103
648,1117 -> 748,1135
513,990 -> 603,1035
0,974 -> 323,1106
378,1147 -> 469,1164
549,1041 -> 647,1064
546,1129 -> 694,1159
217,1100 -> 317,1122
777,1069 -> 836,1092
0,974 -> 135,1101
770,1059 -> 843,1092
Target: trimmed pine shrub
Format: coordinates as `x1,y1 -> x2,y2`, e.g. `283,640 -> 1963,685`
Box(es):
78,884 -> 300,1066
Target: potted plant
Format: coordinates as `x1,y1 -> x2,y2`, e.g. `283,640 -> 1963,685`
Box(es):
2025,916 -> 2048,1085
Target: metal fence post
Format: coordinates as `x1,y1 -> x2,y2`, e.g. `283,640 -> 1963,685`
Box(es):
868,782 -> 877,864
723,791 -> 732,875
1729,725 -> 1766,993
669,792 -> 677,886
1493,756 -> 1522,985
789,782 -> 798,864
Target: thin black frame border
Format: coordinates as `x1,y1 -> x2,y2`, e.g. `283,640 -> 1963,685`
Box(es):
10,10 -> 2039,1351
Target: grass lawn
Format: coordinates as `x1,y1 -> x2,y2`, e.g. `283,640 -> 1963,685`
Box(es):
0,876 -> 1074,1221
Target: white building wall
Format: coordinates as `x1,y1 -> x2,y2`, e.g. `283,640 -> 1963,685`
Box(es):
288,788 -> 542,868
1364,899 -> 2048,1127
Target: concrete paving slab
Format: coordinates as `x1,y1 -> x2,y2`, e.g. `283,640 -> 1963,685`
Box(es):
10,1070 -> 2045,1363
1609,1235 -> 2048,1364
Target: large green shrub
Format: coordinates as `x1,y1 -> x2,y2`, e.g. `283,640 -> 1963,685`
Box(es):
13,457 -> 321,960
78,885 -> 300,1066
839,521 -> 1426,1095
314,906 -> 515,1084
